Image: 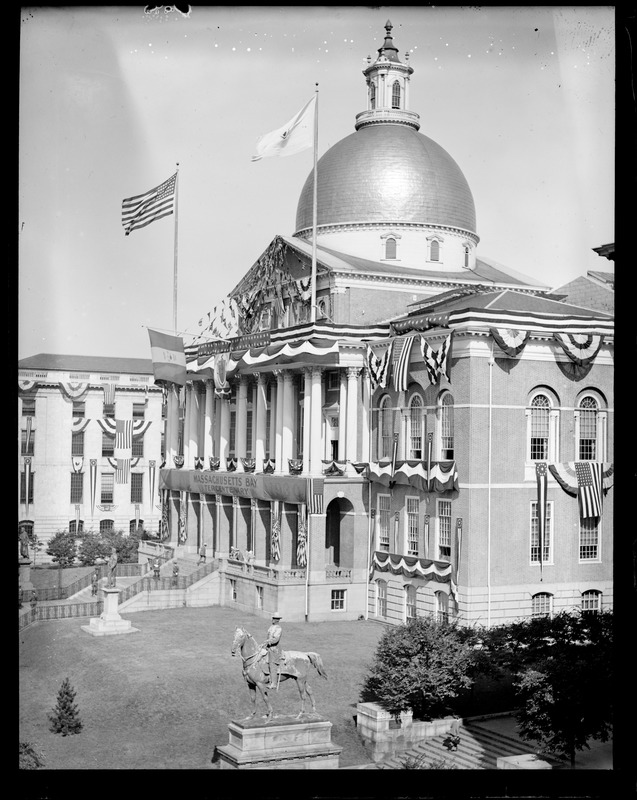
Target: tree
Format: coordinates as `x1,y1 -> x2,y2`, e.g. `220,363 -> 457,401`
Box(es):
360,616 -> 475,720
76,531 -> 112,566
512,611 -> 613,767
46,531 -> 77,567
48,677 -> 83,736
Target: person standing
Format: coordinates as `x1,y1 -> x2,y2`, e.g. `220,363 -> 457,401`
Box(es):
198,543 -> 207,565
91,568 -> 99,596
265,612 -> 283,689
172,562 -> 179,587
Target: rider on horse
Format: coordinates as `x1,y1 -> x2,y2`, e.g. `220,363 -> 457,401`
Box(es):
264,612 -> 283,689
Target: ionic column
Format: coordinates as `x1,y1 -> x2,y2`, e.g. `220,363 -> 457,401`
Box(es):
235,375 -> 248,470
281,370 -> 295,470
338,370 -> 347,463
219,396 -> 231,469
310,366 -> 323,475
360,367 -> 370,463
254,373 -> 267,472
346,367 -> 361,469
183,383 -> 193,469
302,368 -> 312,474
166,383 -> 180,466
274,370 -> 284,472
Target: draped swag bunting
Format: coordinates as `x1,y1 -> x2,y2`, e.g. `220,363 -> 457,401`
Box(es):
96,418 -> 152,437
370,551 -> 453,585
368,460 -> 459,493
490,328 -> 530,357
548,462 -> 613,520
552,332 -> 603,366
72,417 -> 91,434
59,382 -> 89,400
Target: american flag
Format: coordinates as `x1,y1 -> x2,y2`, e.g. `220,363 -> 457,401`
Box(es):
575,461 -> 603,518
392,336 -> 415,392
307,477 -> 324,514
115,419 -> 133,484
122,172 -> 177,236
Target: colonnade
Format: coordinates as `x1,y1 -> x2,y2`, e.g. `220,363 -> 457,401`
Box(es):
164,365 -> 371,476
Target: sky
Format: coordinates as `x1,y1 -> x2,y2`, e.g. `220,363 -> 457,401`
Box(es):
18,5 -> 615,361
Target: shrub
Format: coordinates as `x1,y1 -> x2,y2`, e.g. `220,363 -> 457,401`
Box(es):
19,741 -> 46,770
46,531 -> 77,567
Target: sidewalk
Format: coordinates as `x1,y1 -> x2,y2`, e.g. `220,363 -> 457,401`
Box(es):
468,713 -> 613,769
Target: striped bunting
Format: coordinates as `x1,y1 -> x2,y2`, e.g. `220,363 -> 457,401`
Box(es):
548,462 -> 614,497
370,551 -> 453,584
307,477 -> 325,514
553,332 -> 603,366
449,308 -> 613,336
420,333 -> 453,385
490,328 -> 530,357
366,341 -> 393,391
392,336 -> 415,392
368,460 -> 459,493
115,419 -> 133,484
59,382 -> 89,400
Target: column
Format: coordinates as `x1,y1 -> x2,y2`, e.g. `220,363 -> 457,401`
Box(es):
274,370 -> 284,473
183,383 -> 193,469
302,368 -> 312,474
268,378 -> 277,464
254,373 -> 267,472
346,367 -> 361,471
235,375 -> 248,470
282,370 -> 295,471
360,367 -> 370,463
219,397 -> 231,469
338,370 -> 347,463
213,395 -> 222,459
203,380 -> 214,463
167,383 -> 180,466
310,367 -> 323,475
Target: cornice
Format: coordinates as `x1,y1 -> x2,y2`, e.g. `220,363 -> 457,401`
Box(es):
294,221 -> 480,244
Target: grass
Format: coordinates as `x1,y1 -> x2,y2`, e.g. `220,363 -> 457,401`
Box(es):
19,605 -> 386,771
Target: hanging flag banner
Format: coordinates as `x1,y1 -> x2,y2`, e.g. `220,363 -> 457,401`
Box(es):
103,384 -> 116,406
392,336 -> 416,392
420,333 -> 453,385
252,95 -> 316,162
122,172 -> 177,236
115,419 -> 133,485
307,477 -> 325,514
535,462 -> 548,578
271,500 -> 281,560
553,333 -> 603,366
366,341 -> 393,391
72,457 -> 84,473
149,460 -> 156,513
490,328 -> 530,358
548,462 -> 614,500
297,505 -> 308,567
575,461 -> 603,518
24,457 -> 32,518
148,328 -> 187,386
178,492 -> 187,543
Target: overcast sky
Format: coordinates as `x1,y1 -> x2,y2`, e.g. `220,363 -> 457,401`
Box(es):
18,5 -> 615,361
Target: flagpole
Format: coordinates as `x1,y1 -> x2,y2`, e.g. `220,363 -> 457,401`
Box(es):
173,163 -> 180,334
310,84 -> 318,324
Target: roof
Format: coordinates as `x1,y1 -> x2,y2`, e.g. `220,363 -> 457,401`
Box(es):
548,274 -> 614,315
18,353 -> 154,375
592,243 -> 615,260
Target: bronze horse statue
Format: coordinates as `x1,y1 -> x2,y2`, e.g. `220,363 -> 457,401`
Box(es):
231,626 -> 328,720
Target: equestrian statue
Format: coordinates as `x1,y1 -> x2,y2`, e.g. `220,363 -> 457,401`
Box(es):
231,615 -> 328,721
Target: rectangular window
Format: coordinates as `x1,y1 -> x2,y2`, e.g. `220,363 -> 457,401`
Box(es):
104,403 -> 115,419
21,429 -> 35,456
132,434 -> 144,458
378,494 -> 391,552
22,397 -> 36,416
131,473 -> 143,504
20,471 -> 35,504
579,518 -> 600,561
581,591 -> 601,615
405,586 -> 417,620
331,589 -> 346,610
376,581 -> 387,617
327,371 -> 339,391
578,409 -> 597,460
230,579 -> 237,602
71,431 -> 85,457
229,410 -> 236,457
406,496 -> 419,556
246,408 -> 253,459
438,500 -> 452,559
72,401 -> 85,418
133,403 -> 146,421
102,432 -> 115,457
532,593 -> 552,618
530,501 -> 553,564
255,585 -> 264,610
101,473 -> 114,504
70,472 -> 84,504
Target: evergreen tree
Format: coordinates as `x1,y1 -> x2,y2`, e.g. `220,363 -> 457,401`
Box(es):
48,677 -> 83,736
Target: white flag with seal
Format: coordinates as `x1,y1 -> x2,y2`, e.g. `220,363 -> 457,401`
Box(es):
252,96 -> 316,162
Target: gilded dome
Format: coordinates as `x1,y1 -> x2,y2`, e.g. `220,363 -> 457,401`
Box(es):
294,123 -> 476,236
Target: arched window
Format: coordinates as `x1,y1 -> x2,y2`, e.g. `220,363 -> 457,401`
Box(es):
531,592 -> 553,618
100,519 -> 114,533
376,579 -> 388,617
405,584 -> 417,621
529,394 -> 551,461
69,520 -> 84,534
385,237 -> 397,259
129,519 -> 144,534
408,394 -> 425,459
464,246 -> 470,268
435,591 -> 449,623
370,81 -> 376,110
581,589 -> 602,615
391,80 -> 401,109
440,393 -> 454,460
430,239 -> 440,262
577,396 -> 599,460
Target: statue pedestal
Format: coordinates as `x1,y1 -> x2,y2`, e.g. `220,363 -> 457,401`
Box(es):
81,586 -> 139,637
19,558 -> 34,590
216,715 -> 342,769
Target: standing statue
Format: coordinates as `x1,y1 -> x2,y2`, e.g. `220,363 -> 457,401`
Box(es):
19,528 -> 30,559
107,548 -> 118,588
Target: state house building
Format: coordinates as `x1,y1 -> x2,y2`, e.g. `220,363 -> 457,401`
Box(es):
20,22 -> 613,625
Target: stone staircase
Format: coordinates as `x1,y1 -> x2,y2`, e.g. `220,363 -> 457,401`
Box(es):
375,722 -> 564,770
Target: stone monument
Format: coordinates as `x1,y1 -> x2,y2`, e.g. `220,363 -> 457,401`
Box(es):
81,551 -> 139,637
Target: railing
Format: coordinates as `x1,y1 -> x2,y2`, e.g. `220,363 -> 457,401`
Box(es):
226,558 -> 306,582
325,567 -> 353,581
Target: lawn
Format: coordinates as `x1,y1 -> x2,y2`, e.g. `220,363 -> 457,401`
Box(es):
19,605 -> 386,771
